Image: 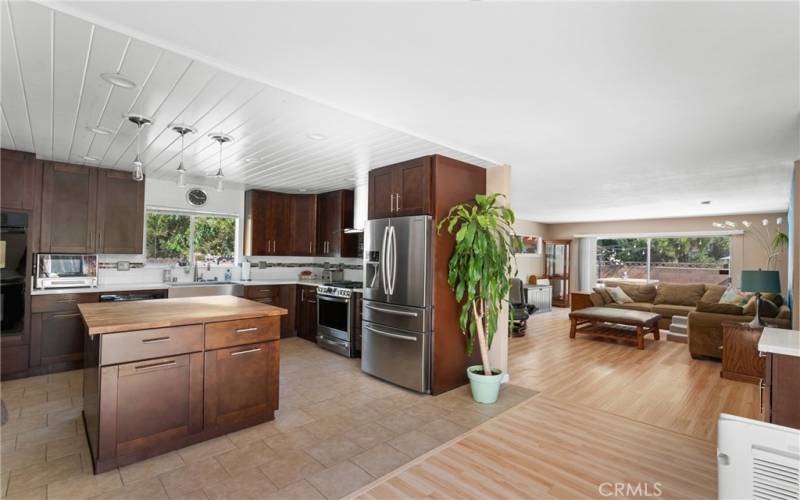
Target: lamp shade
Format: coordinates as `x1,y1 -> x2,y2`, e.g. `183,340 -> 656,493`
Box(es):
740,270 -> 781,294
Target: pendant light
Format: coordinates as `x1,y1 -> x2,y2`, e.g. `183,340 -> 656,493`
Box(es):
127,114 -> 152,182
208,133 -> 233,192
170,124 -> 196,187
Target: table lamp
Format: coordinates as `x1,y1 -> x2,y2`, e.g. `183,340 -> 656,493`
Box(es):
740,270 -> 781,327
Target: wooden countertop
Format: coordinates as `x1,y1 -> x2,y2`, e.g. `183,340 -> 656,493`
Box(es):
78,295 -> 287,335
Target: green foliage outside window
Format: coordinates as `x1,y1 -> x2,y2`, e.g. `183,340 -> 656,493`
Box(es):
146,213 -> 191,264
146,212 -> 236,266
193,216 -> 236,265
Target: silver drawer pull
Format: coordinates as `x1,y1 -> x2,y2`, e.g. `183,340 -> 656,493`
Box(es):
364,304 -> 418,317
57,298 -> 77,303
142,336 -> 171,343
364,326 -> 417,342
231,347 -> 262,357
135,360 -> 176,371
258,289 -> 273,293
52,312 -> 81,319
235,327 -> 258,334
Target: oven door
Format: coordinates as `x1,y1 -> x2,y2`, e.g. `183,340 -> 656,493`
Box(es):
317,294 -> 352,342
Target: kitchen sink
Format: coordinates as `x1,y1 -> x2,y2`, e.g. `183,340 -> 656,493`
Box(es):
167,282 -> 244,298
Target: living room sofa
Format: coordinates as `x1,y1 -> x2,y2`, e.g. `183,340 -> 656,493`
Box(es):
572,281 -> 791,360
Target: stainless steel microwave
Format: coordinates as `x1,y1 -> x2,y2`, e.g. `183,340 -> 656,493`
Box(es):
35,254 -> 98,289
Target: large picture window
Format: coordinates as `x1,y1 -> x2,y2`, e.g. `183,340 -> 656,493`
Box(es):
597,236 -> 731,285
146,211 -> 236,266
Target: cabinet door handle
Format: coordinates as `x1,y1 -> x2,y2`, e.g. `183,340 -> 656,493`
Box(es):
258,289 -> 273,294
307,299 -> 316,304
759,379 -> 765,415
309,241 -> 312,254
301,289 -> 305,301
135,360 -> 176,371
141,336 -> 171,343
390,193 -> 395,213
235,327 -> 258,333
56,297 -> 77,303
231,347 -> 262,357
52,312 -> 81,319
396,193 -> 401,210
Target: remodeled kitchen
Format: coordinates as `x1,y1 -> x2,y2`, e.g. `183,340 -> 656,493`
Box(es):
0,1 -> 509,492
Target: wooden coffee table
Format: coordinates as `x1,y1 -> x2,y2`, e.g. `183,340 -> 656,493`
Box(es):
569,307 -> 661,350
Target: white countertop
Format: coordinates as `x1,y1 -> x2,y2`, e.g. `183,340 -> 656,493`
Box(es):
30,279 -> 351,295
758,327 -> 800,357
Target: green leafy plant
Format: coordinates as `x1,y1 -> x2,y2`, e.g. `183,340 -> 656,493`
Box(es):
437,193 -> 522,376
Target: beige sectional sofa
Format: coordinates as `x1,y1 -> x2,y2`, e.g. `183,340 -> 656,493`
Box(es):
576,281 -> 791,360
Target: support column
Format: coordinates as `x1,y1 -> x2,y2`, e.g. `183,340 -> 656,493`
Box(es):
486,165 -> 511,381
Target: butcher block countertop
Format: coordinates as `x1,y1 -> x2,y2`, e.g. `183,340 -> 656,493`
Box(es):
78,295 -> 287,336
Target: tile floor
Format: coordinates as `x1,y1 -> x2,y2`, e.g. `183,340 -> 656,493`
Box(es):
1,338 -> 535,500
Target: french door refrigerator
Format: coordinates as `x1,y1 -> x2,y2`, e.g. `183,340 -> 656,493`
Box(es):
362,215 -> 433,393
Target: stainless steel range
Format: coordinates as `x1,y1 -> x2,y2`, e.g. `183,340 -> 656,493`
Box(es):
317,280 -> 362,357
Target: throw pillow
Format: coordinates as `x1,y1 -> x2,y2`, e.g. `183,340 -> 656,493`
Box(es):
617,282 -> 657,303
742,296 -> 780,318
608,287 -> 634,304
695,301 -> 743,315
700,285 -> 726,304
593,287 -> 614,305
653,283 -> 706,306
762,293 -> 784,308
719,288 -> 753,307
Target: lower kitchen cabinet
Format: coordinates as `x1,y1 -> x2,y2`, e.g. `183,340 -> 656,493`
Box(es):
761,351 -> 800,429
204,341 -> 279,427
99,353 -> 204,458
297,285 -> 318,342
245,284 -> 295,338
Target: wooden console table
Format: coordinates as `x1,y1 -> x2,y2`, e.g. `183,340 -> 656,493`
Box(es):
720,322 -> 764,384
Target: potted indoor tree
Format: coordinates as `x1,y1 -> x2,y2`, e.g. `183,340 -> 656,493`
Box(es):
438,193 -> 521,404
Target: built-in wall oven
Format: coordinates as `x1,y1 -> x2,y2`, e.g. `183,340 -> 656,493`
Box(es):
317,281 -> 361,357
1,212 -> 29,342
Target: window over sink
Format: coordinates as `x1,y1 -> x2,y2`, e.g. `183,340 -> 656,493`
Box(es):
146,210 -> 237,266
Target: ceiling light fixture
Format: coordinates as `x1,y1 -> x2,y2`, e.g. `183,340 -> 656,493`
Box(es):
100,72 -> 137,89
127,114 -> 152,182
700,200 -> 711,205
170,124 -> 196,188
208,133 -> 233,192
82,156 -> 99,162
244,157 -> 256,163
306,132 -> 327,141
88,126 -> 113,135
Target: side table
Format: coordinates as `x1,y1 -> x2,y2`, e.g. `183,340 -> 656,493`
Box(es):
720,321 -> 765,384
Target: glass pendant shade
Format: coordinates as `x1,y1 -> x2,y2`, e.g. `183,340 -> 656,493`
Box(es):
177,170 -> 186,188
132,156 -> 144,182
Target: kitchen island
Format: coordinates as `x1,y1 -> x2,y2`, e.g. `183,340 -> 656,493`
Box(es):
78,295 -> 287,473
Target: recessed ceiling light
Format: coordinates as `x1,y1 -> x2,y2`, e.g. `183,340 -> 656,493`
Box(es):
244,157 -> 256,163
100,72 -> 137,89
346,177 -> 356,181
307,132 -> 327,141
299,188 -> 308,192
82,156 -> 99,162
700,200 -> 712,205
88,126 -> 113,135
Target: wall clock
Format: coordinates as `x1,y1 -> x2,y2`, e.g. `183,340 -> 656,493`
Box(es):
186,188 -> 208,207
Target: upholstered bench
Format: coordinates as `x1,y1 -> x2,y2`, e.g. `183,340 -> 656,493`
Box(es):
568,307 -> 661,350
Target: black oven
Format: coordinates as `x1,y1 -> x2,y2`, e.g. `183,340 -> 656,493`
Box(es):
1,212 -> 29,341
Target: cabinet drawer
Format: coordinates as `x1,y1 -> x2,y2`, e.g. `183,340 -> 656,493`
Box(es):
32,293 -> 99,313
205,316 -> 279,350
100,325 -> 204,366
245,286 -> 278,300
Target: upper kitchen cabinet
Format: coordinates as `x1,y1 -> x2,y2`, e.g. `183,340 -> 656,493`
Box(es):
317,190 -> 357,258
290,194 -> 317,256
40,162 -> 98,254
1,149 -> 41,211
368,157 -> 432,219
244,190 -> 290,256
40,162 -> 146,254
96,169 -> 145,254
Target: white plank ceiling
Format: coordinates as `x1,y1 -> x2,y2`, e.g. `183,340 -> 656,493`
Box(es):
0,0 -> 494,192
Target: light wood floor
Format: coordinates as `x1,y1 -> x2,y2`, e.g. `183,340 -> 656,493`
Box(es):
356,308 -> 758,499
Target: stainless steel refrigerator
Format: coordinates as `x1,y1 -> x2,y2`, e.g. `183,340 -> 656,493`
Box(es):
361,215 -> 433,393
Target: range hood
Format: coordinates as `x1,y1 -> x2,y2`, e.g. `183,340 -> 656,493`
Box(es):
344,183 -> 367,233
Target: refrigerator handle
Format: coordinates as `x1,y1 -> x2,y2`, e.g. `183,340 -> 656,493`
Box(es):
390,225 -> 398,296
381,225 -> 390,295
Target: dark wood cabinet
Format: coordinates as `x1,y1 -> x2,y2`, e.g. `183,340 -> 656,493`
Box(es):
269,192 -> 291,256
244,285 -> 295,338
296,285 -> 318,342
39,162 -> 145,254
368,157 -> 432,219
316,190 -> 357,257
1,149 -> 40,211
40,162 -> 98,253
93,352 -> 204,462
96,169 -> 145,254
761,351 -> 800,429
29,293 -> 99,375
244,190 -> 270,256
290,194 -> 316,256
204,341 -> 278,427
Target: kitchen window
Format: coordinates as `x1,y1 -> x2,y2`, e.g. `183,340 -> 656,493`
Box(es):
146,210 -> 237,266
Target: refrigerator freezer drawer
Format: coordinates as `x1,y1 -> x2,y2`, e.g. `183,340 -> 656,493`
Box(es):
362,300 -> 430,333
361,322 -> 430,393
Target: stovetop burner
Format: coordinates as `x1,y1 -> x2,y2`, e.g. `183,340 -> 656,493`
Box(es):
325,280 -> 363,289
